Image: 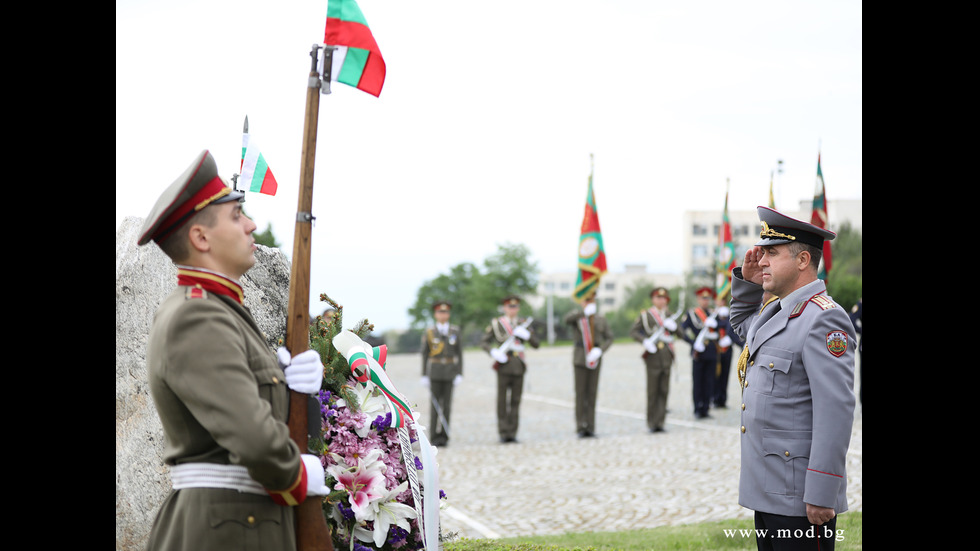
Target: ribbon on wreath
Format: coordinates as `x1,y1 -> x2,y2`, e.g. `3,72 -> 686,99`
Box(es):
332,331 -> 441,551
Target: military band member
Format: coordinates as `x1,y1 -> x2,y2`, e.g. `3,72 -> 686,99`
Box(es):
562,291 -> 614,437
729,206 -> 855,550
480,295 -> 540,443
629,287 -> 677,432
420,300 -> 463,447
712,300 -> 743,409
138,150 -> 329,551
681,286 -> 720,419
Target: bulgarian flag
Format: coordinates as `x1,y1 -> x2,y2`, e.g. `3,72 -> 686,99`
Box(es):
324,0 -> 386,97
715,180 -> 736,300
573,156 -> 608,303
239,116 -> 278,196
811,152 -> 833,279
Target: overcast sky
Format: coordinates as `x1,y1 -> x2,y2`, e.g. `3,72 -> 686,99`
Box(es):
116,0 -> 862,334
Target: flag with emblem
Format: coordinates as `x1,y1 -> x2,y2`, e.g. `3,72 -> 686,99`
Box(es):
574,155 -> 608,303
324,0 -> 386,97
810,152 -> 833,279
239,116 -> 279,196
715,180 -> 736,300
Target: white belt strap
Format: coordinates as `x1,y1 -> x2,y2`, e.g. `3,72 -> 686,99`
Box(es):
171,463 -> 267,496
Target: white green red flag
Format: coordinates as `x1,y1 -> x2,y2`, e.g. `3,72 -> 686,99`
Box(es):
810,152 -> 833,279
239,117 -> 278,196
324,0 -> 385,97
574,157 -> 608,303
715,180 -> 736,300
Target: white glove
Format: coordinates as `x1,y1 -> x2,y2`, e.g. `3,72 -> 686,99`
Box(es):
583,302 -> 597,316
453,374 -> 463,387
491,348 -> 508,363
420,375 -> 430,388
277,347 -> 323,394
513,326 -> 531,340
705,318 -> 718,329
663,318 -> 677,332
719,335 -> 732,348
716,306 -> 730,317
302,454 -> 330,496
586,347 -> 603,364
694,341 -> 706,353
643,338 -> 658,353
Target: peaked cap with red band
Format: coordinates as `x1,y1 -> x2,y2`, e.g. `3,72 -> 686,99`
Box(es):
138,150 -> 245,246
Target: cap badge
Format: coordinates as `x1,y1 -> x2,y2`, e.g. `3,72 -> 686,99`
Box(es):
760,222 -> 796,241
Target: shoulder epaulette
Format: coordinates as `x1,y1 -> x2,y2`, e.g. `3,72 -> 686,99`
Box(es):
185,286 -> 208,300
788,292 -> 836,318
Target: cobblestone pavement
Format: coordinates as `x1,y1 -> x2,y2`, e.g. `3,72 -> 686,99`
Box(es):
382,341 -> 863,540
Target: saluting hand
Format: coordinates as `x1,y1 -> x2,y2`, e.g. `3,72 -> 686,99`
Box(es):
740,246 -> 765,285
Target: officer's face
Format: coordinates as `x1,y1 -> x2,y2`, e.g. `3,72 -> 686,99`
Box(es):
206,202 -> 257,278
759,244 -> 796,297
652,295 -> 669,310
434,309 -> 450,323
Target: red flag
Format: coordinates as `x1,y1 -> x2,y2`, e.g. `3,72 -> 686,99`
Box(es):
574,156 -> 607,303
810,152 -> 832,278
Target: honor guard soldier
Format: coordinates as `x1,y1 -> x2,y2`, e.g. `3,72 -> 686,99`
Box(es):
138,150 -> 329,551
729,206 -> 855,550
712,299 -> 743,409
629,287 -> 677,432
480,295 -> 540,443
420,301 -> 463,447
681,286 -> 721,419
562,290 -> 614,437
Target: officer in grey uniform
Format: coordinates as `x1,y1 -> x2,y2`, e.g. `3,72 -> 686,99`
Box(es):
729,206 -> 855,551
480,295 -> 540,443
138,150 -> 329,551
420,300 -> 463,446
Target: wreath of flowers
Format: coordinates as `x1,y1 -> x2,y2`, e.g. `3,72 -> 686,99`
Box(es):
307,295 -> 447,550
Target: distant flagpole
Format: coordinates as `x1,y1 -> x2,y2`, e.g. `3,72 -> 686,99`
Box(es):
574,154 -> 608,304
810,149 -> 833,279
715,178 -> 736,300
768,170 -> 776,209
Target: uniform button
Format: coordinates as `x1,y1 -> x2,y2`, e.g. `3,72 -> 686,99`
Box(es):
247,515 -> 256,525
741,403 -> 745,410
769,362 -> 774,369
272,376 -> 279,384
740,426 -> 746,433
750,360 -> 754,366
784,451 -> 790,457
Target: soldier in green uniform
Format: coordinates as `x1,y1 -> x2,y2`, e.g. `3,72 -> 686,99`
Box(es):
481,295 -> 540,443
563,290 -> 614,437
420,300 -> 463,447
629,287 -> 678,433
138,150 -> 329,551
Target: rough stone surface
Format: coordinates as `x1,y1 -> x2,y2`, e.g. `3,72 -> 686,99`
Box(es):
115,216 -> 291,550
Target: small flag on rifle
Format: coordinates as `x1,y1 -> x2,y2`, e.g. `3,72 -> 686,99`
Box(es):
239,116 -> 279,196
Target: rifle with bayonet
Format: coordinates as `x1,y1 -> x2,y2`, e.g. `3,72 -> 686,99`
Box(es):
491,317 -> 534,367
284,43 -> 334,551
644,291 -> 684,351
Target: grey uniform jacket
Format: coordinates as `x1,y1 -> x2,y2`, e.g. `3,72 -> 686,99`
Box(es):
729,270 -> 855,517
